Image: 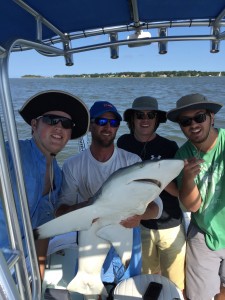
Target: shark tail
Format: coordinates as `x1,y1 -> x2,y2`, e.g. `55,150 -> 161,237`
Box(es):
67,272 -> 108,296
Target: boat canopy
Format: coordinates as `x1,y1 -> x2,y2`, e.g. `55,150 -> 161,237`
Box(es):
1,0 -> 225,59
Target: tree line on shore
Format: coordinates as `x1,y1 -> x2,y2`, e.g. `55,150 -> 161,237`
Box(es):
22,70 -> 224,78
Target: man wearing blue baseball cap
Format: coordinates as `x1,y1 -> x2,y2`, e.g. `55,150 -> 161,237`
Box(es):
56,100 -> 162,298
90,100 -> 122,121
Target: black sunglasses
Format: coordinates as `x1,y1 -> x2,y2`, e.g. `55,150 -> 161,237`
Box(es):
37,114 -> 75,129
92,117 -> 120,128
135,111 -> 157,120
178,112 -> 208,127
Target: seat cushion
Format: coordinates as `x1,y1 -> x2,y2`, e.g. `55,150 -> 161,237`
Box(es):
113,274 -> 184,300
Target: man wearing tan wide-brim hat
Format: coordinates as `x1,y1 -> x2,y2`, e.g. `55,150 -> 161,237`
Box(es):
168,93 -> 225,300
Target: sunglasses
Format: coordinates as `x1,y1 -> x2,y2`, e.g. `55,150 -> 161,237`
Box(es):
37,114 -> 75,129
135,111 -> 157,120
178,112 -> 208,127
92,117 -> 120,128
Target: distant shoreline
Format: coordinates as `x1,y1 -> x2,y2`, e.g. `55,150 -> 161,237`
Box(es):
21,71 -> 224,79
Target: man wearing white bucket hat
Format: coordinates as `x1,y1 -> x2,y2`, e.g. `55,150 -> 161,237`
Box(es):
167,93 -> 225,300
0,90 -> 89,280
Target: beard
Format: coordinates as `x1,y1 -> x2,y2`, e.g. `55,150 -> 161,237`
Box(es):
92,131 -> 116,148
185,125 -> 212,145
96,136 -> 115,147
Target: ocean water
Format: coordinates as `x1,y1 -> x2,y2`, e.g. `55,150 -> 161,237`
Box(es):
7,76 -> 225,164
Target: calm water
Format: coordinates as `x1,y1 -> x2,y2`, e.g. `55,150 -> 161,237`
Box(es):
7,76 -> 225,164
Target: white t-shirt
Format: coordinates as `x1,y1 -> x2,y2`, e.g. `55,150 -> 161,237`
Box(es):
59,147 -> 141,206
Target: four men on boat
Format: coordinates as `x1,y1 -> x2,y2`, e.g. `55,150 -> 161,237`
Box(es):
1,90 -> 225,300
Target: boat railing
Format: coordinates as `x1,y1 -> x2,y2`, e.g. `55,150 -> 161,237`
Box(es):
0,249 -> 23,299
0,51 -> 41,299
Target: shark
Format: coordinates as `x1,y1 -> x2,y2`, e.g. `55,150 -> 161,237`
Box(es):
34,159 -> 184,296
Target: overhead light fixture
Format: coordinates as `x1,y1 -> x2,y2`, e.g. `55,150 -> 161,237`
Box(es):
63,39 -> 74,66
109,33 -> 119,59
210,27 -> 220,53
127,30 -> 151,48
158,28 -> 168,54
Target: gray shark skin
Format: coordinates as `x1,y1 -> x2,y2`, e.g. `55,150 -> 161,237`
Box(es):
35,159 -> 184,296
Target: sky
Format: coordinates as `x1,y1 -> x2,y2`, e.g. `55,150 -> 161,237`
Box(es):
9,27 -> 225,78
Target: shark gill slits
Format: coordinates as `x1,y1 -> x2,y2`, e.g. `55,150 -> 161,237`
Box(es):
133,179 -> 161,188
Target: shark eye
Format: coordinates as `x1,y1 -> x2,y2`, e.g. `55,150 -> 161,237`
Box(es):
134,179 -> 161,188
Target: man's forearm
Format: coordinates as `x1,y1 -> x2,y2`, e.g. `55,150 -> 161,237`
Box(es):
142,198 -> 163,220
179,181 -> 201,212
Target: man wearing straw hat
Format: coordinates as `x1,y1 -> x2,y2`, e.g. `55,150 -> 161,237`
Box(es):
167,93 -> 225,300
0,90 -> 89,281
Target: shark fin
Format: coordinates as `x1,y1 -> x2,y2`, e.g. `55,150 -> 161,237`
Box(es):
96,224 -> 133,267
34,205 -> 96,239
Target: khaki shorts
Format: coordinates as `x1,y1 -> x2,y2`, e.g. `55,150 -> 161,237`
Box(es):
141,224 -> 186,290
186,223 -> 225,300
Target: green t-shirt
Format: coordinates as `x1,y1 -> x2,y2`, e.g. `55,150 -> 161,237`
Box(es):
176,128 -> 225,250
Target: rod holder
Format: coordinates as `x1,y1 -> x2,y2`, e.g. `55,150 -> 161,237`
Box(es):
109,33 -> 119,59
63,39 -> 74,66
158,28 -> 168,54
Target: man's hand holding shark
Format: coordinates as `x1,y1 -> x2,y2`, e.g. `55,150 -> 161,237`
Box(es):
120,200 -> 161,228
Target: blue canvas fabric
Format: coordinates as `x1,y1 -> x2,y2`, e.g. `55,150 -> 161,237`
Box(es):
101,227 -> 142,283
1,1 -> 225,49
